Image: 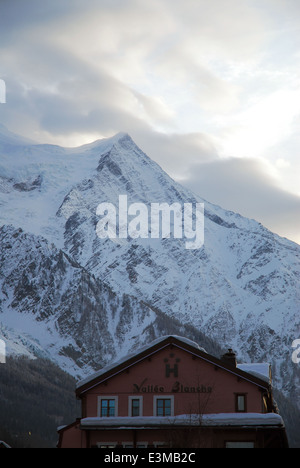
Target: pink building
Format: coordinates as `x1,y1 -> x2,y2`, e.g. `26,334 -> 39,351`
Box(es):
58,336 -> 288,448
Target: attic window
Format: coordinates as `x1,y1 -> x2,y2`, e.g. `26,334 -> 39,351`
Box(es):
235,394 -> 247,413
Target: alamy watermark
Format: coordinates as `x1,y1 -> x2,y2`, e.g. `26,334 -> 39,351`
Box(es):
0,339 -> 6,364
96,195 -> 204,250
292,339 -> 300,364
0,79 -> 6,104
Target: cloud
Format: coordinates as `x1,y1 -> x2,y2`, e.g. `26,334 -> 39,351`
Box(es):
0,0 -> 297,139
131,129 -> 218,178
0,0 -> 299,245
182,157 -> 300,244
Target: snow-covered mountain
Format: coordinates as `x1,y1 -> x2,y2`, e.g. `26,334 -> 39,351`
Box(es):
0,224 -> 222,379
0,125 -> 299,406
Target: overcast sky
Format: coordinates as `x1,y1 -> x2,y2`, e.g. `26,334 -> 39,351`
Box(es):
0,0 -> 299,244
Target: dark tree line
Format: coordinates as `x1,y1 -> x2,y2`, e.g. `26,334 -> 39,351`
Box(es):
0,356 -> 79,448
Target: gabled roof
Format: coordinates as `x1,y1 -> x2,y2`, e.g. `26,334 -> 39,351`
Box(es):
76,335 -> 270,397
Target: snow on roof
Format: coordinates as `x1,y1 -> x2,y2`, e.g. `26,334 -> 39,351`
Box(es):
76,335 -> 271,391
76,335 -> 206,389
81,413 -> 284,429
237,363 -> 271,383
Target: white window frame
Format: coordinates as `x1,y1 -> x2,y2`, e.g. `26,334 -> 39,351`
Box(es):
136,442 -> 148,448
97,396 -> 119,417
153,441 -> 167,448
153,395 -> 174,417
226,441 -> 255,448
97,442 -> 117,448
122,442 -> 134,448
122,441 -> 148,448
128,396 -> 143,417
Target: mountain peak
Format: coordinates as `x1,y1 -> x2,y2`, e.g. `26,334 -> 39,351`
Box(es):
96,132 -> 157,176
114,131 -> 131,141
110,132 -> 142,155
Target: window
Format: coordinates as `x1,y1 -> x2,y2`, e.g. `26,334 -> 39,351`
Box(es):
101,399 -> 115,417
226,442 -> 254,448
128,396 -> 143,417
235,394 -> 247,413
97,443 -> 117,448
153,396 -> 174,417
122,442 -> 148,448
157,398 -> 171,416
132,399 -> 140,417
98,396 -> 118,417
154,442 -> 168,448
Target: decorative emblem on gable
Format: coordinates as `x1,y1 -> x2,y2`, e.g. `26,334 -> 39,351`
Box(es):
164,353 -> 181,378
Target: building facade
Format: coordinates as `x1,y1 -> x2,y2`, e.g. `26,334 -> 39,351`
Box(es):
58,336 -> 288,448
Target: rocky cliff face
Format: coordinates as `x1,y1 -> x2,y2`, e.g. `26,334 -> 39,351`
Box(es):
0,225 -> 222,379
